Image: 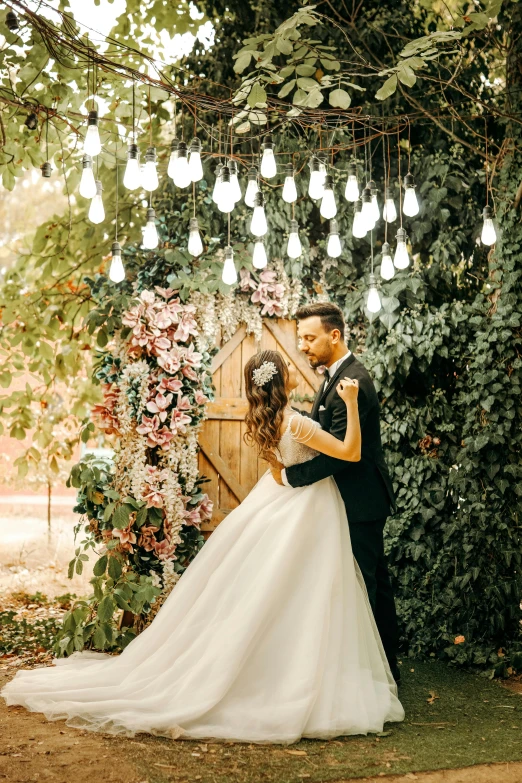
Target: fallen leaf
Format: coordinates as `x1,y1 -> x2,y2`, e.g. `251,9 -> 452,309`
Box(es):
377,730 -> 392,737
285,749 -> 307,756
427,691 -> 439,704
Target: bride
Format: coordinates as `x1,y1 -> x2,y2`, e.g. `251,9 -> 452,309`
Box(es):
2,349 -> 404,744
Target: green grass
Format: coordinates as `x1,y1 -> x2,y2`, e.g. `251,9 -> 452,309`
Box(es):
114,661 -> 522,782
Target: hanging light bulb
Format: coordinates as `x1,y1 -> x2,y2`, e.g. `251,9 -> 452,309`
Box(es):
212,163 -> 223,204
173,141 -> 191,188
394,227 -> 410,269
352,199 -> 366,239
123,143 -> 141,190
167,138 -> 179,180
109,241 -> 125,283
344,161 -> 359,202
320,175 -> 337,219
222,246 -> 237,285
380,242 -> 395,280
141,147 -> 159,192
308,157 -> 324,200
83,110 -> 101,157
287,219 -> 302,259
251,191 -> 268,236
327,218 -> 342,258
228,159 -> 242,203
318,155 -> 327,190
361,187 -> 375,232
368,180 -> 380,222
260,134 -> 277,179
282,163 -> 298,204
366,274 -> 382,314
79,154 -> 97,199
245,166 -> 259,208
25,112 -> 38,131
403,173 -> 420,217
88,180 -> 105,224
142,207 -> 159,250
383,187 -> 397,223
217,166 -> 235,214
253,239 -> 268,269
41,161 -> 52,178
188,217 -> 203,257
481,205 -> 497,246
188,137 -> 203,182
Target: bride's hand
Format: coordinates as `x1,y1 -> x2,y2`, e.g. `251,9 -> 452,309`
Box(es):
336,377 -> 359,402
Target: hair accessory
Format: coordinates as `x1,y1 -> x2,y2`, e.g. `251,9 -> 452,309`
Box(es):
252,361 -> 278,387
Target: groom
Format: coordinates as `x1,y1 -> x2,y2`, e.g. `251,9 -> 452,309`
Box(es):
271,302 -> 401,684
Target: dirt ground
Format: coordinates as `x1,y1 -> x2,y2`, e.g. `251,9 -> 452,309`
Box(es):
1,678 -> 521,783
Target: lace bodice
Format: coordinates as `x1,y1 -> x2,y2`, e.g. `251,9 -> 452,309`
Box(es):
276,413 -> 321,468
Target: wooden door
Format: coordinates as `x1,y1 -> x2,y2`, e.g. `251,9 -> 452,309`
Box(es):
198,318 -> 321,533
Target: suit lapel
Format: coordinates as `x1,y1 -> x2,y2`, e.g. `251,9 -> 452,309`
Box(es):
316,354 -> 356,409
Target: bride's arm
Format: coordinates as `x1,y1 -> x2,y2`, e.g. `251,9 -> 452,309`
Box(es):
290,379 -> 361,462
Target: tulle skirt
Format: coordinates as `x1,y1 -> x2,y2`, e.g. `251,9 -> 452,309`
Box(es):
2,473 -> 404,743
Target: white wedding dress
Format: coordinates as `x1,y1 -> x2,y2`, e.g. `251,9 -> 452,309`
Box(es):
2,414 -> 404,743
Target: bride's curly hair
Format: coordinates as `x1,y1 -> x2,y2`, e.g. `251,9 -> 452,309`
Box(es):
244,350 -> 289,467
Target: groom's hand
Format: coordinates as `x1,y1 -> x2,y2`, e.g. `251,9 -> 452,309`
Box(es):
270,461 -> 285,485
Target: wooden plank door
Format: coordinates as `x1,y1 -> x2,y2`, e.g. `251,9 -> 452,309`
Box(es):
198,318 -> 321,534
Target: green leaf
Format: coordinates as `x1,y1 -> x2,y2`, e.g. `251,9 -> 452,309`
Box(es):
93,555 -> 108,577
135,505 -> 148,528
247,82 -> 267,108
112,503 -> 132,529
375,74 -> 398,101
98,595 -> 116,623
108,556 -> 122,580
278,79 -> 296,98
234,52 -> 252,74
397,63 -> 417,88
328,88 -> 351,109
276,37 -> 293,55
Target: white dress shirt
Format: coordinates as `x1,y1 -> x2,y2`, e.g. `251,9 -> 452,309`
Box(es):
281,351 -> 352,486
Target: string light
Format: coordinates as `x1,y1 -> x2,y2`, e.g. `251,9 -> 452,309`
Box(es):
481,206 -> 497,245
252,239 -> 268,269
79,154 -> 96,198
380,242 -> 395,280
344,161 -> 359,202
352,199 -> 366,238
173,141 -> 191,188
228,159 -> 242,203
188,216 -> 203,256
361,187 -> 375,232
308,157 -> 324,200
188,137 -> 203,182
212,163 -> 223,203
260,134 -> 277,179
167,138 -> 179,180
123,143 -> 140,190
222,245 -> 237,285
287,218 -> 302,259
142,147 -> 159,191
402,172 -> 420,217
251,191 -> 268,236
109,241 -> 125,283
394,227 -> 410,269
327,219 -> 342,258
245,166 -> 259,208
218,166 -> 235,214
320,174 -> 337,219
368,179 -> 380,222
366,273 -> 382,313
142,207 -> 159,249
88,180 -> 104,224
83,110 -> 101,157
383,187 -> 397,223
282,163 -> 297,204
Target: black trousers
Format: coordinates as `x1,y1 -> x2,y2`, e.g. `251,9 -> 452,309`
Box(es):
348,517 -> 399,671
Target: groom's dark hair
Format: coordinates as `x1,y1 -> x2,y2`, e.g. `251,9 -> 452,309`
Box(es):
296,302 -> 345,340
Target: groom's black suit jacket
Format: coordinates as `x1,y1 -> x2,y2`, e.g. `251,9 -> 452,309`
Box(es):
286,353 -> 396,523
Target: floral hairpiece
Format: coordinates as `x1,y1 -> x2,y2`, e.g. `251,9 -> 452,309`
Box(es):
252,361 -> 278,387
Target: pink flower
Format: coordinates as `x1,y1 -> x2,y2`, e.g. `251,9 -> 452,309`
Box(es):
149,335 -> 172,356
142,488 -> 165,508
198,495 -> 214,520
157,349 -> 182,375
155,286 -> 176,300
147,426 -> 175,450
174,314 -> 198,343
146,392 -> 173,422
136,414 -> 160,437
113,526 -> 137,553
182,366 -> 199,382
194,390 -> 209,405
184,508 -> 201,528
239,269 -> 257,292
259,269 -> 276,283
140,291 -> 156,305
184,343 -> 203,368
154,538 -> 177,561
177,395 -> 191,411
170,408 -> 192,435
137,524 -> 160,550
122,303 -> 145,329
159,377 -> 183,393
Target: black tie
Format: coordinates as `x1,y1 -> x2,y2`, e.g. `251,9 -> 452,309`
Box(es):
323,368 -> 330,385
